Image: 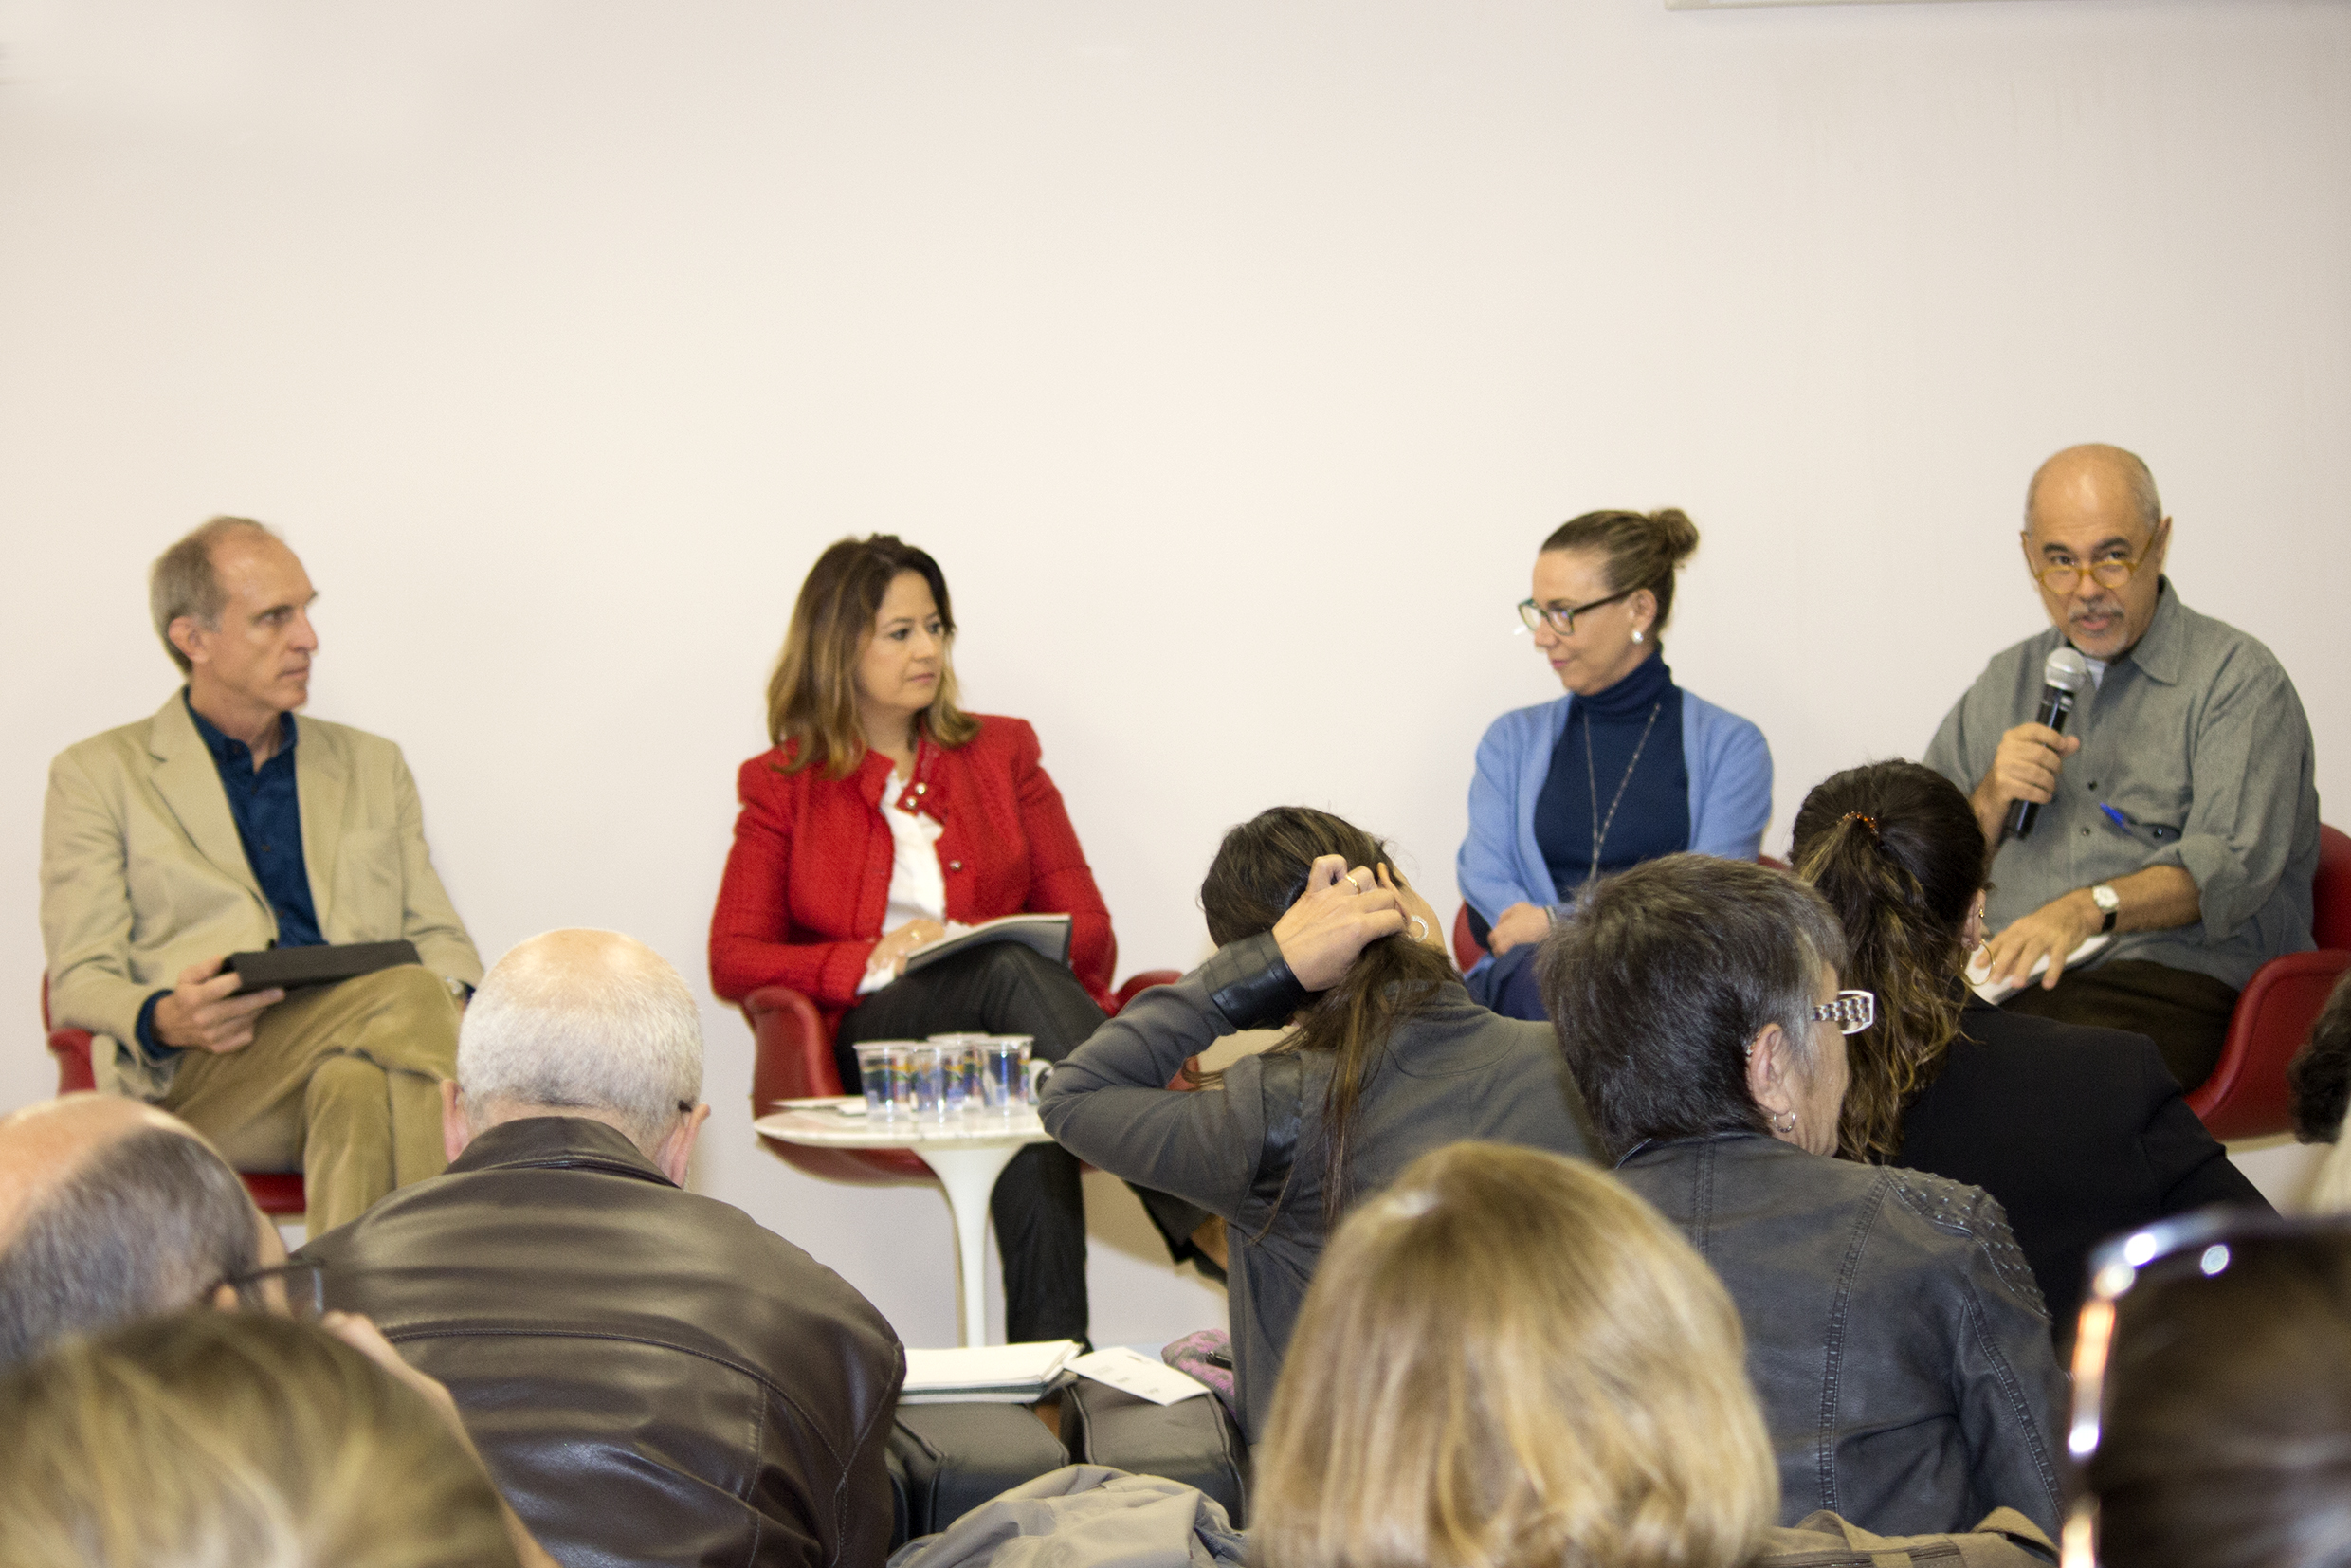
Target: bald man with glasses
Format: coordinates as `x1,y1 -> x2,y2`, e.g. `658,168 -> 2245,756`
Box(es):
1923,444 -> 2321,1092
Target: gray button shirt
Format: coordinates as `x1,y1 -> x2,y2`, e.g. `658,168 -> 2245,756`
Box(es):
1924,580 -> 2319,991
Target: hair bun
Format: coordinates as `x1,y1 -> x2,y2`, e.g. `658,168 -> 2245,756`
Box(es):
1648,508 -> 1700,566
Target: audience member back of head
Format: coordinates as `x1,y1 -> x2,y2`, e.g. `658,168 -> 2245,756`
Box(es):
1789,758 -> 2264,1333
0,1095 -> 270,1371
301,926 -> 904,1568
0,1309 -> 518,1568
2078,1219 -> 2351,1568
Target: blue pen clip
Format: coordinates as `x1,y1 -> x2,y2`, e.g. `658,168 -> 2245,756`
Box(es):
2098,803 -> 2133,832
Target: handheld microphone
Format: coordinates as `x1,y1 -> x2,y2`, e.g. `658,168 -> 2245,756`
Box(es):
2000,646 -> 2092,843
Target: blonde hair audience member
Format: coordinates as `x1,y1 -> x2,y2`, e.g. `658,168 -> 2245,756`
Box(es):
0,1310 -> 520,1568
1254,1141 -> 2055,1568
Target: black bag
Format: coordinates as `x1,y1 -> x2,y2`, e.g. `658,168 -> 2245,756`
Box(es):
1058,1377 -> 1251,1527
887,1403 -> 1070,1545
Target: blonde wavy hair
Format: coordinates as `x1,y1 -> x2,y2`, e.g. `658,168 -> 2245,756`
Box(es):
1254,1142 -> 1777,1568
765,534 -> 979,775
0,1311 -> 519,1568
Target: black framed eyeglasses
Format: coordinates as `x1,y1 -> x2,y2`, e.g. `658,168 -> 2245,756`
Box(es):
2060,1208 -> 2351,1567
217,1259 -> 327,1320
1811,989 -> 1875,1034
1516,587 -> 1637,637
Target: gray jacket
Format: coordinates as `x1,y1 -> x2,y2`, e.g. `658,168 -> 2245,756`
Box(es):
886,1467 -> 1243,1568
1618,1134 -> 2068,1541
1041,934 -> 1597,1443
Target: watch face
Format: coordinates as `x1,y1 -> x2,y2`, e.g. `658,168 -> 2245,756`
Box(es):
2092,885 -> 2122,913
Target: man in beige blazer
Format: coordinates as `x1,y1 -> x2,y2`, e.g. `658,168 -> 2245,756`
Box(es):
41,517 -> 483,1238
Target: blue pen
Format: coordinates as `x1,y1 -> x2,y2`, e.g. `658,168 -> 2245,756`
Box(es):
2100,803 -> 2181,842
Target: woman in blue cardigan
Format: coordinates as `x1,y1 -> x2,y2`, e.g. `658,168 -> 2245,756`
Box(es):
1458,508 -> 1773,1019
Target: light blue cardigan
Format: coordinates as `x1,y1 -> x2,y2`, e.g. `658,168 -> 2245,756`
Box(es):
1456,688 -> 1774,942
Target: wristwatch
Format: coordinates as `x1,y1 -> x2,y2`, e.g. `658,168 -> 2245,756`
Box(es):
2089,884 -> 2121,935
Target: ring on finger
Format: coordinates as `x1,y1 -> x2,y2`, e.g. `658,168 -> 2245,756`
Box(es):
1340,873 -> 1360,892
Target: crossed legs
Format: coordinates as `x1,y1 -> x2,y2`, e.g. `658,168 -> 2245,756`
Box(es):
163,965 -> 462,1239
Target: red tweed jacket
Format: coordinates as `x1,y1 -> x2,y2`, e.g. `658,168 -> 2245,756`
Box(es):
709,715 -> 1118,1032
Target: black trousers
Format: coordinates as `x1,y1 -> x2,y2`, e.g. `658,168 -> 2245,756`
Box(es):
2000,957 -> 2239,1092
835,942 -> 1210,1344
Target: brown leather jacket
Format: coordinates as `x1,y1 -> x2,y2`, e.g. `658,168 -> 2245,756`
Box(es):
301,1117 -> 904,1568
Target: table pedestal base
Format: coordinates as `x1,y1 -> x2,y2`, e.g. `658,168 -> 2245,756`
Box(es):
911,1140 -> 1025,1347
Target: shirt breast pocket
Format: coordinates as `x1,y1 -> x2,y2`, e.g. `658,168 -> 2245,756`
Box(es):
2102,780 -> 2190,848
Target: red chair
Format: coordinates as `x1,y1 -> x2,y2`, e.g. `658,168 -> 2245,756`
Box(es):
42,977 -> 307,1216
1451,904 -> 1486,971
746,968 -> 1183,1185
2186,823 -> 2351,1141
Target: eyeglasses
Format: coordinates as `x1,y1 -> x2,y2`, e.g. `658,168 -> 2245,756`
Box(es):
2033,549 -> 2150,595
2060,1211 -> 2351,1567
216,1259 -> 328,1320
1516,588 -> 1636,637
1811,990 -> 1875,1034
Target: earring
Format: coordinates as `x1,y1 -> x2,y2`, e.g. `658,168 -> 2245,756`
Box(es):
1631,629 -> 1644,643
1772,1111 -> 1796,1133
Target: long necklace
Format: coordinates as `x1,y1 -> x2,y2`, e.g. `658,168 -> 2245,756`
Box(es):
1583,701 -> 1664,885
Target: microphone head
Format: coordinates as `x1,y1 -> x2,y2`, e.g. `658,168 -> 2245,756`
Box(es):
2043,646 -> 2091,693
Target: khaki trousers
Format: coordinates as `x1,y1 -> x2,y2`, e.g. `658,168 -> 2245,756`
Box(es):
163,964 -> 461,1239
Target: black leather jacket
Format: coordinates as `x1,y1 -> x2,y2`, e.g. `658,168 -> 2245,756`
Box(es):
1616,1133 -> 2067,1541
301,1117 -> 905,1568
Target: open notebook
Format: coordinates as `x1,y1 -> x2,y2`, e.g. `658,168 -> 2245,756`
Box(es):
902,914 -> 1072,977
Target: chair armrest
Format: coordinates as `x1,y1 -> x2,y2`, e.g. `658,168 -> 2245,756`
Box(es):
1450,905 -> 1487,971
48,1027 -> 98,1094
1112,970 -> 1180,1013
742,984 -> 840,1112
2190,949 -> 2351,1141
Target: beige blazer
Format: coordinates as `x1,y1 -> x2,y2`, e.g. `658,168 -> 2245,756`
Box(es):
41,694 -> 483,1099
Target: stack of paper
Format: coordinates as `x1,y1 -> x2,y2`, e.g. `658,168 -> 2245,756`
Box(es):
901,1340 -> 1083,1404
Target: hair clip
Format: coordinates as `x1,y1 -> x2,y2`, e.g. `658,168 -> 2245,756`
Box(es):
1840,811 -> 1880,839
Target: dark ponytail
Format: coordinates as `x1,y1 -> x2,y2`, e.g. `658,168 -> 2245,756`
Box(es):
1788,761 -> 1987,1162
1199,807 -> 1455,1225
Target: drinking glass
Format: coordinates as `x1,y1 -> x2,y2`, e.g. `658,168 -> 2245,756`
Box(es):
852,1041 -> 916,1121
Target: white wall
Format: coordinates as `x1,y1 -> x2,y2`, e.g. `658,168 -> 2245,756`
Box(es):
4,0 -> 2344,1347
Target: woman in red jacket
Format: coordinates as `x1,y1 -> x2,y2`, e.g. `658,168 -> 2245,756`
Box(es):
711,534 -> 1205,1344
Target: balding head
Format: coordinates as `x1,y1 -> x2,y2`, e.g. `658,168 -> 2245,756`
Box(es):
2019,443 -> 2173,660
0,1096 -> 270,1369
451,931 -> 706,1173
2025,444 -> 2162,537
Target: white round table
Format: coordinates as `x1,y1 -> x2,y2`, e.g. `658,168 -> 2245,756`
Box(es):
753,1100 -> 1053,1347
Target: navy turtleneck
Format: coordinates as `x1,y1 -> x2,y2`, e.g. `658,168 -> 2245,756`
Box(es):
1532,648 -> 1690,900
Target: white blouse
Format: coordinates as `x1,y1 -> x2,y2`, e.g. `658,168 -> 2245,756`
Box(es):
857,766 -> 947,995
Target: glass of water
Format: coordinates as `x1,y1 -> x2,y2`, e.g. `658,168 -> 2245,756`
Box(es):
974,1036 -> 1036,1117
852,1041 -> 916,1121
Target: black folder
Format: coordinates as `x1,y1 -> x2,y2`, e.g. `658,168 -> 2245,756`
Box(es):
225,940 -> 422,995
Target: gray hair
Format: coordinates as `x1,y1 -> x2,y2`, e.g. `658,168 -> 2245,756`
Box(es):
457,930 -> 703,1156
2024,444 -> 2162,537
0,1127 -> 263,1370
148,516 -> 278,675
1540,855 -> 1848,1157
